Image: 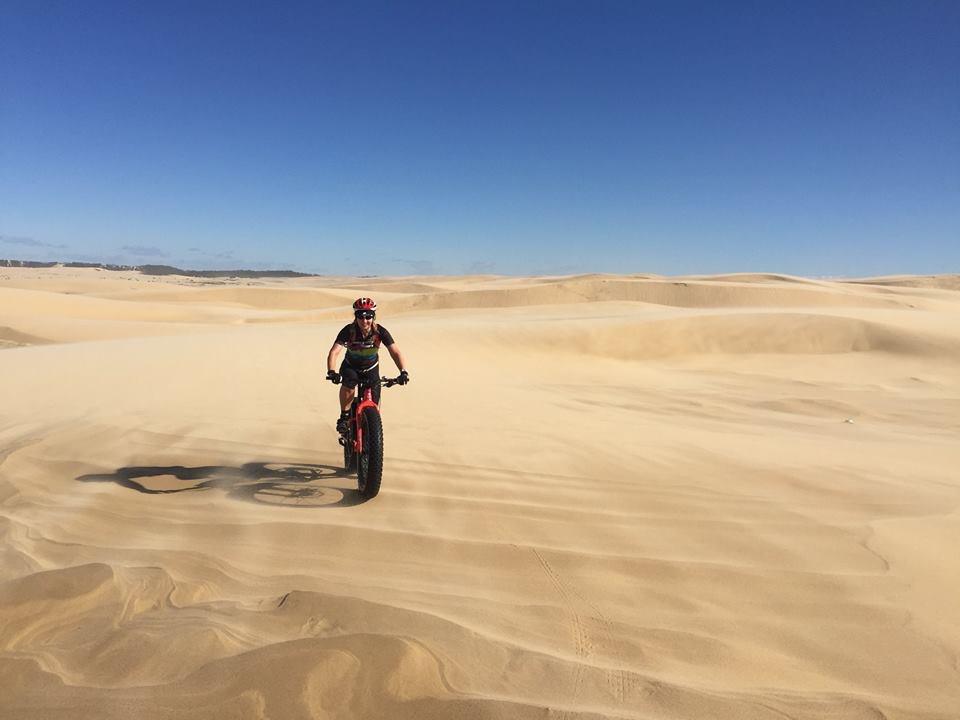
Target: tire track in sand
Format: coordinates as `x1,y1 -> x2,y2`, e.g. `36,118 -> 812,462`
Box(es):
531,547 -> 631,713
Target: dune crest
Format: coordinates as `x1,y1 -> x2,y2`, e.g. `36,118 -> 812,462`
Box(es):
386,277 -> 912,314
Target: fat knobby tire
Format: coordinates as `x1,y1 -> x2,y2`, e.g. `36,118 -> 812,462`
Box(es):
357,407 -> 384,498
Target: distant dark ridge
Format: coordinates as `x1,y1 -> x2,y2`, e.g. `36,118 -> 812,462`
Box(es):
1,259 -> 317,278
65,262 -> 137,270
138,264 -> 316,278
2,259 -> 137,271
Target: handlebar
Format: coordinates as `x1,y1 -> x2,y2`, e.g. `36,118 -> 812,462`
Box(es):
325,372 -> 407,387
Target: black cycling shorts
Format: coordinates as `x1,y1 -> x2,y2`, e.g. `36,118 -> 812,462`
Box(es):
339,362 -> 381,404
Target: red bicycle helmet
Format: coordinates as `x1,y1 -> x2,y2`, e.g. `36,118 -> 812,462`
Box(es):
352,297 -> 377,312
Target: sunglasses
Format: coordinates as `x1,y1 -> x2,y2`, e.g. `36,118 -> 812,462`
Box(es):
355,311 -> 375,320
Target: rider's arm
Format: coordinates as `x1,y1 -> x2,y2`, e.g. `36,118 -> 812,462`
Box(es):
327,342 -> 345,372
386,343 -> 407,373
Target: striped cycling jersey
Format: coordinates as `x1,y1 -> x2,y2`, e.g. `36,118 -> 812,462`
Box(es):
335,323 -> 395,370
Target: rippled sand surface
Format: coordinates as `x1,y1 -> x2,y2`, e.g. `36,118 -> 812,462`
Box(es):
2,267 -> 959,719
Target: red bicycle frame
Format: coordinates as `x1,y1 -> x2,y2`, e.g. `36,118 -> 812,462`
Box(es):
351,386 -> 380,453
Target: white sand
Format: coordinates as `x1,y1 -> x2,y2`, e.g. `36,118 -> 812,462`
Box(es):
1,266 -> 958,719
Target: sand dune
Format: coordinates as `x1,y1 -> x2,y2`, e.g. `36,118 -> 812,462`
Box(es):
843,274 -> 960,291
98,286 -> 354,311
542,311 -> 960,359
385,277 -> 914,315
0,325 -> 49,349
1,267 -> 958,719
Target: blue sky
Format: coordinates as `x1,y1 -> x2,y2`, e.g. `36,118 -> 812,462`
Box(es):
1,1 -> 958,276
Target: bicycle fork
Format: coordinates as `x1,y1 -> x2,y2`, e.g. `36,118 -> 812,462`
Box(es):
348,388 -> 379,453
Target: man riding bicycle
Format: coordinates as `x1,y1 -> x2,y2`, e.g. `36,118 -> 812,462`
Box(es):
326,297 -> 409,434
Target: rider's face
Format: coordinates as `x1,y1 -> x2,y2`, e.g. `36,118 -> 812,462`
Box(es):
356,315 -> 374,331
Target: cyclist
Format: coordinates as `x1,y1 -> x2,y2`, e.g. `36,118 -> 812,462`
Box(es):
326,297 -> 409,434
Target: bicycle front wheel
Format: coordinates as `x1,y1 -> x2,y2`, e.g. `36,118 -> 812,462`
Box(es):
356,406 -> 383,499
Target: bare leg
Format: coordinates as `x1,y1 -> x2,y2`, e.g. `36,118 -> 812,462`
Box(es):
339,385 -> 355,413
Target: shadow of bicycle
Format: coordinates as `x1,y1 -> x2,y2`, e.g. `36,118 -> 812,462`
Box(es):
77,462 -> 366,508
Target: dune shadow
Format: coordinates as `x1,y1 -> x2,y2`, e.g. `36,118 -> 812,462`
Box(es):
76,462 -> 367,508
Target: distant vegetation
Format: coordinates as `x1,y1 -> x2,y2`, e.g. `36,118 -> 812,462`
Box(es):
138,264 -> 315,278
0,259 -> 317,278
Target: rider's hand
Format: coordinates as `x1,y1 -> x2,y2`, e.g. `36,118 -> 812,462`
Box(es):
326,370 -> 341,385
397,370 -> 410,385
